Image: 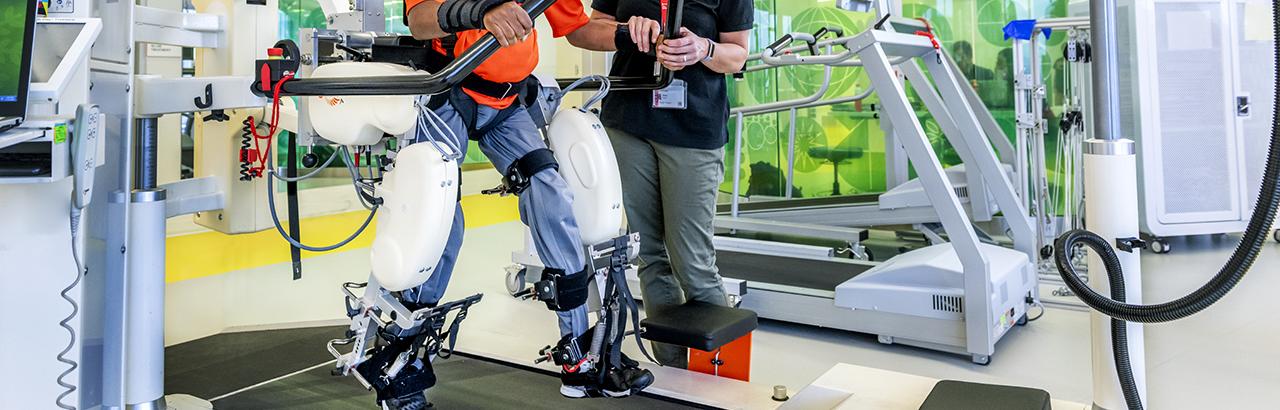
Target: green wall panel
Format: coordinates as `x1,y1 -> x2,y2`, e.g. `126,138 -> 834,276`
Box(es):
727,0 -> 1073,211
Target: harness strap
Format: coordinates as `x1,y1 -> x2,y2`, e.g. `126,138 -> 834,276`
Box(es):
608,235 -> 657,365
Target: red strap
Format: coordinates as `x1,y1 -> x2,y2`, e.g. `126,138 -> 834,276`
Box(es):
914,30 -> 940,51
914,17 -> 934,35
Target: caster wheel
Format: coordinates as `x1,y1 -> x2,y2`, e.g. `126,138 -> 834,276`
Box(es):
877,335 -> 894,345
505,268 -> 527,296
1039,245 -> 1054,260
1273,229 -> 1280,244
1016,314 -> 1028,326
1150,239 -> 1171,254
972,354 -> 991,366
864,248 -> 875,262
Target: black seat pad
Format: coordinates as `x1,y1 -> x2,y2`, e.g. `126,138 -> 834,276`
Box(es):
641,302 -> 758,352
919,380 -> 1051,410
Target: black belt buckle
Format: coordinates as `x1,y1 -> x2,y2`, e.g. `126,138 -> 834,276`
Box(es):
533,278 -> 558,304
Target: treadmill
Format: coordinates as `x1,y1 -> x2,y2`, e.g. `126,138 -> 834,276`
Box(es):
712,19 -> 1038,365
716,23 -> 1021,260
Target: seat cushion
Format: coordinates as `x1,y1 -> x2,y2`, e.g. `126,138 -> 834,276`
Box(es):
919,380 -> 1051,410
640,302 -> 758,352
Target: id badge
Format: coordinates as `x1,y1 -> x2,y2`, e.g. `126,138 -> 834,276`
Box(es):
652,79 -> 688,110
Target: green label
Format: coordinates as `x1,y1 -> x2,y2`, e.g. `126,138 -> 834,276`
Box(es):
53,124 -> 67,144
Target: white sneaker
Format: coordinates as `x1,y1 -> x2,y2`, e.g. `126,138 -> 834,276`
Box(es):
559,384 -> 589,398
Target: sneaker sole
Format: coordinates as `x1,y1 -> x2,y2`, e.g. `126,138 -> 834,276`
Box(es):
602,389 -> 632,398
560,385 -> 589,399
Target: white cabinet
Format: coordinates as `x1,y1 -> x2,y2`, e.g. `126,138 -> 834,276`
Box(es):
1117,0 -> 1274,239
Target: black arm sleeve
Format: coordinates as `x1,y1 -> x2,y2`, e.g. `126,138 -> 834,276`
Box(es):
438,0 -> 511,33
717,0 -> 754,32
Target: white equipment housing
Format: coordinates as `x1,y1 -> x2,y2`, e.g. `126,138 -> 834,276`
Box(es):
835,243 -> 1032,330
307,62 -> 419,146
371,142 -> 459,291
877,164 -> 1010,211
1116,0 -> 1275,240
303,62 -> 458,291
546,108 -> 625,244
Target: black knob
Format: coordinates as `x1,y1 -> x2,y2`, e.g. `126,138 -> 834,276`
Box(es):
301,152 -> 320,168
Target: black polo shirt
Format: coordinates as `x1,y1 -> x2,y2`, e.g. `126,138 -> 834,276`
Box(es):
590,0 -> 753,150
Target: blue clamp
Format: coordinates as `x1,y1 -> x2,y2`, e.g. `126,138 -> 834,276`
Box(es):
1003,19 -> 1051,41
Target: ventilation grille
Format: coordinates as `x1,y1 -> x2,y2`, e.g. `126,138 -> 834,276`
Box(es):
954,186 -> 970,200
932,295 -> 964,313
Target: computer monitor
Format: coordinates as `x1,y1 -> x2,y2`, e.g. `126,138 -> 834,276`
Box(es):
0,0 -> 39,126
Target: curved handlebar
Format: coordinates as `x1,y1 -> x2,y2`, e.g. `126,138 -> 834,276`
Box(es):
764,34 -> 795,57
764,32 -> 817,57
277,0 -> 556,97
812,27 -> 844,41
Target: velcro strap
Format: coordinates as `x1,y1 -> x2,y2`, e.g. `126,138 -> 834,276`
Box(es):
533,266 -> 590,311
438,0 -> 510,33
501,148 -> 558,195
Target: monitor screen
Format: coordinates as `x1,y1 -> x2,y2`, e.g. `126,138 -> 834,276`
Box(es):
0,0 -> 38,117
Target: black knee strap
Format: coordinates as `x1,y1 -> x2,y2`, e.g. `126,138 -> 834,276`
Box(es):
533,266 -> 590,311
437,0 -> 510,33
501,148 -> 558,195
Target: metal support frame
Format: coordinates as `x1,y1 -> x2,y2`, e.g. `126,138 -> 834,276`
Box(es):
847,26 -> 1035,359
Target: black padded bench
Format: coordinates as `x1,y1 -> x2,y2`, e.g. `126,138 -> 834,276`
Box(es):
640,301 -> 758,352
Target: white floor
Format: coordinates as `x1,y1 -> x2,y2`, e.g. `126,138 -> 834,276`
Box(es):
248,223 -> 1280,409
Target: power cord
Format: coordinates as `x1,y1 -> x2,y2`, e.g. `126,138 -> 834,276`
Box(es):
56,104 -> 101,410
56,208 -> 84,410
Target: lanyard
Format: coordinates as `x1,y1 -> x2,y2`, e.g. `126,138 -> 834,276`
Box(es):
659,0 -> 669,29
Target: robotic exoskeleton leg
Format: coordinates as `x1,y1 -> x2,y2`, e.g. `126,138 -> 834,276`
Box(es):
521,232 -> 656,398
327,277 -> 483,408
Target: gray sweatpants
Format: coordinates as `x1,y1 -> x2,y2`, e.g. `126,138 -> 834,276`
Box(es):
607,126 -> 729,368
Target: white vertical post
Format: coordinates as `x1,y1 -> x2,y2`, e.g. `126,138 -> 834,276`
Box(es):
1083,141 -> 1147,409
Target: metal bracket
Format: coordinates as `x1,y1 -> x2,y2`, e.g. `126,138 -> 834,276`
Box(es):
1115,237 -> 1147,253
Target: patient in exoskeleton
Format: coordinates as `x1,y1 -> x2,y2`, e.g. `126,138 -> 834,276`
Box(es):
312,11 -> 655,410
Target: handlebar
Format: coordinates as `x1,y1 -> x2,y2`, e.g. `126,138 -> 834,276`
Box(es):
763,25 -> 849,59
276,0 -> 685,97
812,26 -> 844,41
565,4 -> 686,93
277,0 -> 556,97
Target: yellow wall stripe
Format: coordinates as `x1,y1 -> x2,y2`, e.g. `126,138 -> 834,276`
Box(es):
165,194 -> 520,283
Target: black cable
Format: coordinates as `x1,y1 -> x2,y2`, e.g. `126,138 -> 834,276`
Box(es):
1053,2 -> 1279,408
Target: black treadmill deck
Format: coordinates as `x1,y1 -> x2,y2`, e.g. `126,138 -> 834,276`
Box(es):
716,250 -> 874,290
166,326 -> 703,409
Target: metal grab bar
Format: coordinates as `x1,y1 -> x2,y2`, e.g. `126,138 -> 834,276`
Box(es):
277,0 -> 687,96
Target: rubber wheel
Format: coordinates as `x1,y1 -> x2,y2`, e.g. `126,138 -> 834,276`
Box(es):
505,268 -> 527,296
864,248 -> 875,262
1016,314 -> 1028,326
1150,239 -> 1171,254
1040,245 -> 1054,260
1274,229 -> 1280,243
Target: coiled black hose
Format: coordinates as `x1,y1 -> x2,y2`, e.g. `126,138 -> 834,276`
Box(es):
1053,1 -> 1279,408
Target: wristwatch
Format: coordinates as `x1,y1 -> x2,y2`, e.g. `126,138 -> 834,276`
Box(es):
702,38 -> 716,63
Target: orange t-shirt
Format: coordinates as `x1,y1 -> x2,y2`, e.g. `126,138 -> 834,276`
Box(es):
405,0 -> 589,108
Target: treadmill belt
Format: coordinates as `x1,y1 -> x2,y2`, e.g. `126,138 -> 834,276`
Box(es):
717,250 -> 873,290
214,355 -> 694,409
168,326 -> 700,409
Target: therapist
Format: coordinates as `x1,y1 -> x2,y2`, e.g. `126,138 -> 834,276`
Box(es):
586,0 -> 752,368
